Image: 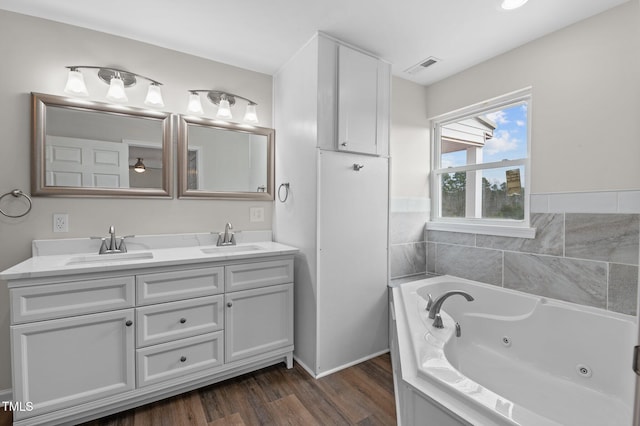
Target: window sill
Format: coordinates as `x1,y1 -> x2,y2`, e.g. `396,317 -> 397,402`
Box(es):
426,221 -> 536,239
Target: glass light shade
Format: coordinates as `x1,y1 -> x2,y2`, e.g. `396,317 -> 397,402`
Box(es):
187,92 -> 204,114
133,158 -> 146,173
501,0 -> 528,9
216,98 -> 233,120
64,69 -> 89,96
243,104 -> 259,124
106,77 -> 128,102
144,83 -> 164,107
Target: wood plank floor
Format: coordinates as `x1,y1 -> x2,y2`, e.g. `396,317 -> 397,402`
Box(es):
0,354 -> 396,426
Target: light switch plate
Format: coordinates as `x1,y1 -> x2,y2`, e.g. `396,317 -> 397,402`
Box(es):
250,207 -> 264,223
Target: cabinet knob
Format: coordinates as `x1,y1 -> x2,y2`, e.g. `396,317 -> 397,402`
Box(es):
180,356 -> 187,363
179,318 -> 187,324
125,320 -> 133,327
341,142 -> 348,147
227,302 -> 233,308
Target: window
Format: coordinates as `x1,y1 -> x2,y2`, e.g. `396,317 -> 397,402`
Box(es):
429,88 -> 534,238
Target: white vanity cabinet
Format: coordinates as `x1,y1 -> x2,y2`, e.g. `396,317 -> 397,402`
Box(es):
5,252 -> 295,426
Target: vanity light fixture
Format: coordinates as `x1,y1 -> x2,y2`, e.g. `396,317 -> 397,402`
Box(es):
186,90 -> 259,124
64,66 -> 165,107
501,0 -> 528,10
133,158 -> 146,173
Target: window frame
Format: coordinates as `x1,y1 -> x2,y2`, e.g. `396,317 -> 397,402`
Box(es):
429,88 -> 535,238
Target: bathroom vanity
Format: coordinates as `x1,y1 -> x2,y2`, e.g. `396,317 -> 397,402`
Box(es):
1,233 -> 297,425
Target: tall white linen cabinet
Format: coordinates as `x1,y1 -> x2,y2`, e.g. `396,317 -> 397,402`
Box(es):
274,33 -> 391,377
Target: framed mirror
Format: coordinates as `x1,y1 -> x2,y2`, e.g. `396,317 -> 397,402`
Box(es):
177,115 -> 274,200
32,92 -> 173,197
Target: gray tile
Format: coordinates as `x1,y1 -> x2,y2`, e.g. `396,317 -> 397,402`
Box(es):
390,212 -> 428,244
504,252 -> 607,309
565,214 -> 639,265
609,263 -> 638,316
427,242 -> 436,273
476,213 -> 563,256
426,230 -> 475,246
390,242 -> 426,278
435,244 -> 502,286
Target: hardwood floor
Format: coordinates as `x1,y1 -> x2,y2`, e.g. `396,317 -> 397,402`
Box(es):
0,354 -> 396,426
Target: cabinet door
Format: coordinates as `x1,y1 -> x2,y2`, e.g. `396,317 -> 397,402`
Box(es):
225,283 -> 293,363
11,309 -> 135,420
337,45 -> 379,155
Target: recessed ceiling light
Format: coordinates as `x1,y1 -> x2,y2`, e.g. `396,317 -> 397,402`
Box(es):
501,0 -> 529,10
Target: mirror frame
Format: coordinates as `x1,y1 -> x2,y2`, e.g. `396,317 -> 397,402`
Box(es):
31,92 -> 174,198
177,115 -> 275,200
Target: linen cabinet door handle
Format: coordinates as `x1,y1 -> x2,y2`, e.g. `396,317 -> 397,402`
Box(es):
179,318 -> 187,324
180,356 -> 187,363
125,320 -> 133,327
227,302 -> 233,308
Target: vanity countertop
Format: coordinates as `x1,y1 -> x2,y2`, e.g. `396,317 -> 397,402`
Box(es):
1,237 -> 298,281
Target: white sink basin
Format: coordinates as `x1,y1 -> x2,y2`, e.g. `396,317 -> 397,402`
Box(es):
66,251 -> 154,265
200,245 -> 263,255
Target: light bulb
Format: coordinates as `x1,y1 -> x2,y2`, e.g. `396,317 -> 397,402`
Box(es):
133,158 -> 146,173
144,83 -> 164,107
243,103 -> 259,124
64,69 -> 89,96
187,92 -> 204,114
216,97 -> 233,120
106,76 -> 128,102
501,0 -> 528,10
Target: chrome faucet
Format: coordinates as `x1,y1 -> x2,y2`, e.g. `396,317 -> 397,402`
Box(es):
217,222 -> 236,246
98,226 -> 130,254
426,291 -> 474,329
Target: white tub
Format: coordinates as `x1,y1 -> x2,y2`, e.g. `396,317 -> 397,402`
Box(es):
391,275 -> 636,426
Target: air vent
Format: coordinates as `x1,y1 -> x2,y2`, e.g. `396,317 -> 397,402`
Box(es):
404,57 -> 440,75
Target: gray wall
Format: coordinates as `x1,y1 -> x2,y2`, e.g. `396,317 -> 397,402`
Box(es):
0,10 -> 273,391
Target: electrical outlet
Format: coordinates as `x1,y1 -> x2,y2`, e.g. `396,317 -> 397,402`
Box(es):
249,207 -> 264,223
53,213 -> 68,232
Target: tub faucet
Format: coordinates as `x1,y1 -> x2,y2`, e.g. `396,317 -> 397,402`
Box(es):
427,291 -> 474,329
217,222 -> 236,246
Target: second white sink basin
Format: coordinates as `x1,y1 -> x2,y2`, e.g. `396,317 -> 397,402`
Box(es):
66,251 -> 154,265
200,245 -> 263,255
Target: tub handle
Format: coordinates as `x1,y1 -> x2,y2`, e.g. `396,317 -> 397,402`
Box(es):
425,294 -> 433,311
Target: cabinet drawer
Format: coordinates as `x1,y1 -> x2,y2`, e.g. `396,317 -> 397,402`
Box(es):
137,267 -> 224,305
225,259 -> 293,292
136,331 -> 224,387
136,295 -> 224,347
11,276 -> 135,324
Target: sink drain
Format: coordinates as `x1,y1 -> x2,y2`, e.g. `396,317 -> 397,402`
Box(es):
576,364 -> 592,378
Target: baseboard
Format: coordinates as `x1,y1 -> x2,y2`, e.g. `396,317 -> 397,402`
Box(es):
0,388 -> 12,401
292,356 -> 317,378
315,349 -> 390,379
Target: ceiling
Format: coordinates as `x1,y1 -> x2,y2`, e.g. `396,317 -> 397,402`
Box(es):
0,0 -> 630,86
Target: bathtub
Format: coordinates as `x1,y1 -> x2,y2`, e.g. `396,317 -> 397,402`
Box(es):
390,275 -> 636,426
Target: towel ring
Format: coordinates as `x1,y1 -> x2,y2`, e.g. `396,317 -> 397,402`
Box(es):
278,183 -> 290,203
0,189 -> 33,218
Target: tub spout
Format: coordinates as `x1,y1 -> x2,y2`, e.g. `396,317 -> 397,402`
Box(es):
428,290 -> 474,329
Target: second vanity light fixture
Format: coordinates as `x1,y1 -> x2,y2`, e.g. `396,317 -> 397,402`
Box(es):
64,66 -> 165,107
186,90 -> 259,124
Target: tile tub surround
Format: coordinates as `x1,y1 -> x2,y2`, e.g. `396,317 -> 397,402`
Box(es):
426,213 -> 639,315
390,212 -> 428,279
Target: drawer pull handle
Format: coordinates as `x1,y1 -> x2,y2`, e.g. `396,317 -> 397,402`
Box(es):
227,302 -> 233,308
125,320 -> 133,327
180,356 -> 187,363
179,318 -> 187,324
